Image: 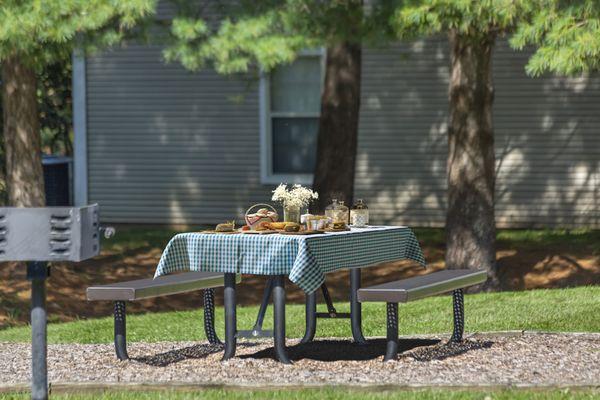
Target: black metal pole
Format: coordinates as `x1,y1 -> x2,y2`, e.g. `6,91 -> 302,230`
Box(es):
384,302 -> 399,362
222,273 -> 237,360
28,262 -> 49,400
350,268 -> 367,344
272,275 -> 291,364
300,290 -> 317,344
252,277 -> 274,334
114,301 -> 129,360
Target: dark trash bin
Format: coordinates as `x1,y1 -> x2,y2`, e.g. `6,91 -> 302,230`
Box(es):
42,155 -> 72,206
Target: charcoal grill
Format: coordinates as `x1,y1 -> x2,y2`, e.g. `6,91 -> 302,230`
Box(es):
0,204 -> 112,400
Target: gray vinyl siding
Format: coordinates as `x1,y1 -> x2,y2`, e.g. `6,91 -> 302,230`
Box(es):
355,38 -> 599,228
86,44 -> 271,224
86,38 -> 599,228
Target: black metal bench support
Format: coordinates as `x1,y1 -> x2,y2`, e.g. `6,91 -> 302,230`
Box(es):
450,289 -> 464,343
384,302 -> 398,362
382,288 -> 467,361
114,301 -> 129,360
222,273 -> 237,360
203,288 -> 222,345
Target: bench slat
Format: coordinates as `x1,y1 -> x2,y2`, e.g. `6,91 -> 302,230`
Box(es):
357,270 -> 487,303
87,272 -> 240,301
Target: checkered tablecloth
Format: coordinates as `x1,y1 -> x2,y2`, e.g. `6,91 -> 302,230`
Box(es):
154,226 -> 426,293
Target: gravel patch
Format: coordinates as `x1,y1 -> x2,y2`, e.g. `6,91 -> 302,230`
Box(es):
1,333 -> 598,388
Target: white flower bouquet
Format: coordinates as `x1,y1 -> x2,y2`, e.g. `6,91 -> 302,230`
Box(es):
271,184 -> 318,209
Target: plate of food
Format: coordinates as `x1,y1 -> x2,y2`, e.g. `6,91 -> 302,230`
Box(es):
202,221 -> 240,234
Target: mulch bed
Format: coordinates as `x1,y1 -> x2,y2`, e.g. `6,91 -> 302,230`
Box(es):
1,332 -> 598,389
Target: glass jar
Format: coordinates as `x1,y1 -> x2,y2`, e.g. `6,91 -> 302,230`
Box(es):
283,204 -> 301,223
325,199 -> 349,224
350,199 -> 369,227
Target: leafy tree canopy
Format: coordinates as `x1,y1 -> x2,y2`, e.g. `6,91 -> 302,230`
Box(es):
164,0 -> 396,74
0,0 -> 157,68
391,0 -> 536,40
511,0 -> 600,76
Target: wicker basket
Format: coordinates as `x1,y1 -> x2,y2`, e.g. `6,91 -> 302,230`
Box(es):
244,203 -> 279,230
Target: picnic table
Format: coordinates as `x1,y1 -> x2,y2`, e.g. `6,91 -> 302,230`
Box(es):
155,226 -> 426,363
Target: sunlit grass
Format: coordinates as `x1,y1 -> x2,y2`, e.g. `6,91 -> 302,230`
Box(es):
0,286 -> 597,344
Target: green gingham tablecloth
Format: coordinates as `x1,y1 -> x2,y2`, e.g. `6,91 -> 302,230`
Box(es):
154,226 -> 426,294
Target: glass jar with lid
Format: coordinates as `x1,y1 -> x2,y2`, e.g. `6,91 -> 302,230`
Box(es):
325,199 -> 349,225
350,199 -> 369,227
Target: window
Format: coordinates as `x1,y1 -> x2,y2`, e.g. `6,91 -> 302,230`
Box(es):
260,50 -> 324,184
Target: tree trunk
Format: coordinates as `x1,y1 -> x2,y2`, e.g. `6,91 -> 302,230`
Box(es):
312,41 -> 361,213
446,30 -> 499,290
2,56 -> 45,207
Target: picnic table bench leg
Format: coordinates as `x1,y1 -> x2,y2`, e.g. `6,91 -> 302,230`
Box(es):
114,301 -> 129,360
350,268 -> 367,345
273,275 -> 292,364
222,273 -> 237,360
203,289 -> 222,345
384,302 -> 399,362
450,289 -> 465,343
301,290 -> 317,344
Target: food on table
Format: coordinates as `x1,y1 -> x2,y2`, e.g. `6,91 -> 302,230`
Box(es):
284,222 -> 301,232
269,222 -> 287,230
245,204 -> 279,230
307,215 -> 331,231
215,221 -> 235,232
332,221 -> 347,230
241,225 -> 251,231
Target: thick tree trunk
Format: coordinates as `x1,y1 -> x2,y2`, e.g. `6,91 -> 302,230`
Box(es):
312,41 -> 361,212
2,56 -> 45,207
446,30 -> 499,290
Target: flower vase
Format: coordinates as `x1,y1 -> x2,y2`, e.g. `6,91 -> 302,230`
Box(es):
283,205 -> 301,223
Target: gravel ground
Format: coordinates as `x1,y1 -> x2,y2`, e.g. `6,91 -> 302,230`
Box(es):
1,332 -> 599,389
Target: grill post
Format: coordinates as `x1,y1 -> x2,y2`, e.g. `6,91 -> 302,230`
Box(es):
28,262 -> 49,400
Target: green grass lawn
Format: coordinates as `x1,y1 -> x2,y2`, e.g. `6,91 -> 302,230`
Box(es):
1,388 -> 598,400
0,286 -> 597,344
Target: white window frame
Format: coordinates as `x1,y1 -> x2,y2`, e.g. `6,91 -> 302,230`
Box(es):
260,48 -> 326,185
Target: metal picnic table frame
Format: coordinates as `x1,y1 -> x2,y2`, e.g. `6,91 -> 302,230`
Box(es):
218,267 -> 367,364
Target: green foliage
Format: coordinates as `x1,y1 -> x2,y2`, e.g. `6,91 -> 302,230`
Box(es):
38,56 -> 73,155
511,0 -> 600,76
0,0 -> 157,69
392,0 -> 536,40
164,0 -> 395,74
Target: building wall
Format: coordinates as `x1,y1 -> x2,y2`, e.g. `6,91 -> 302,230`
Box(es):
86,38 -> 600,227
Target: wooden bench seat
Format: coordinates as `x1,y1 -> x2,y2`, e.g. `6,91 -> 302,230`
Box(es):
358,269 -> 487,361
87,272 -> 241,360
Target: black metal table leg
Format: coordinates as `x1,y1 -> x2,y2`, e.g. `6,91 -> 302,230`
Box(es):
272,275 -> 291,364
384,302 -> 399,362
237,277 -> 274,338
114,301 -> 129,360
222,273 -> 237,360
203,289 -> 222,345
350,268 -> 367,344
28,262 -> 49,400
300,290 -> 317,344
